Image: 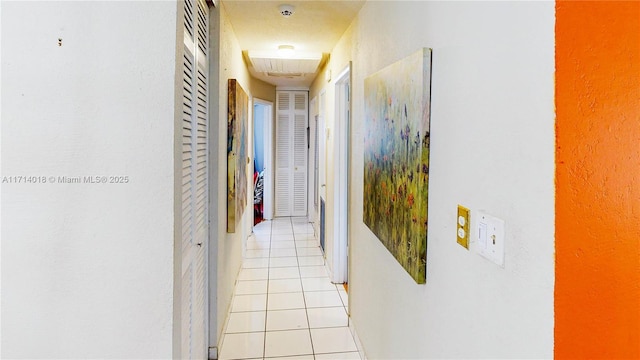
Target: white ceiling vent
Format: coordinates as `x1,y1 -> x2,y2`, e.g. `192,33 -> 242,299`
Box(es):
248,51 -> 322,76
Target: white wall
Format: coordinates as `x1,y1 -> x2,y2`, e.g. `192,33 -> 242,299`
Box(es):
311,1 -> 555,358
210,2 -> 258,348
1,1 -> 178,358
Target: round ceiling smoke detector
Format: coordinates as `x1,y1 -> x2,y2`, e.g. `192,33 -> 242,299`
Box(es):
278,4 -> 295,17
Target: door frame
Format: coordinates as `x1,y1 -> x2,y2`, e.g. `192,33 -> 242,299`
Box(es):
253,98 -> 274,220
332,64 -> 351,284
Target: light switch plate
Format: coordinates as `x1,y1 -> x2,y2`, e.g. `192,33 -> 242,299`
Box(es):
473,211 -> 505,267
457,205 -> 470,249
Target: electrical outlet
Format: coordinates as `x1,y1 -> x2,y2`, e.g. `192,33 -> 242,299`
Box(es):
457,205 -> 470,249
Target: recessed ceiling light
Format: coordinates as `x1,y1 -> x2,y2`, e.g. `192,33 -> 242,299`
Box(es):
277,45 -> 295,57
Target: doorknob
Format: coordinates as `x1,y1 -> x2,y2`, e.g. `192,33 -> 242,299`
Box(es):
321,184 -> 326,187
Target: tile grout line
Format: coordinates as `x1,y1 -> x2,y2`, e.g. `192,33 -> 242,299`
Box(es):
261,219 -> 273,360
292,218 -> 317,358
267,217 -> 311,359
265,218 -> 315,359
292,217 -> 317,358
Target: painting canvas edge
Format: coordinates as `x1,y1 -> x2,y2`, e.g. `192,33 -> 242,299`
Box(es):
227,79 -> 237,233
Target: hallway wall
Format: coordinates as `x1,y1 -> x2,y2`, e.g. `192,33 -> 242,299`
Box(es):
311,1 -> 555,358
1,2 -> 178,358
211,2 -> 276,350
251,77 -> 277,104
210,2 -> 254,349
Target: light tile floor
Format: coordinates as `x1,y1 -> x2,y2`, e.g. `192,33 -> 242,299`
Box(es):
219,217 -> 359,360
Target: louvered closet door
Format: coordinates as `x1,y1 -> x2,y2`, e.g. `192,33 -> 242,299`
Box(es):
292,93 -> 308,215
275,91 -> 308,217
181,0 -> 209,358
275,92 -> 291,216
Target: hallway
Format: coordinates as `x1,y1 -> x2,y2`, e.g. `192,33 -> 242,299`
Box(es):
218,217 -> 361,360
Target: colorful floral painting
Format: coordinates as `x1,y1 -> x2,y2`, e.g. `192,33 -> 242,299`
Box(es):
228,79 -> 248,233
363,48 -> 432,283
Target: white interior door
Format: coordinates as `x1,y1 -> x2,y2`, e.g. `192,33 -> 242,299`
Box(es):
318,90 -> 327,248
275,92 -> 292,217
308,97 -> 318,223
275,91 -> 308,217
180,0 -> 209,358
332,66 -> 350,284
263,104 -> 274,220
318,91 -> 326,204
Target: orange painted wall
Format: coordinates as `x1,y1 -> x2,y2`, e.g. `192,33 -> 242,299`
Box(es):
555,1 -> 640,358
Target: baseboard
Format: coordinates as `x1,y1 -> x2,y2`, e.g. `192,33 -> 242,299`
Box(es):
348,317 -> 367,360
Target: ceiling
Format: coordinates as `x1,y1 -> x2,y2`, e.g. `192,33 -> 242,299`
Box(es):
221,0 -> 366,88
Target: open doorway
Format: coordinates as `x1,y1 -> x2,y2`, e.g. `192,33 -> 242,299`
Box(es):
253,99 -> 273,226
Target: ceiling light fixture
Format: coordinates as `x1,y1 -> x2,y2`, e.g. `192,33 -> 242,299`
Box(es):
277,45 -> 295,57
279,4 -> 295,17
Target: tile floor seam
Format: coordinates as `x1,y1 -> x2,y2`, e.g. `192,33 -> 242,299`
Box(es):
297,242 -> 316,357
260,221 -> 273,360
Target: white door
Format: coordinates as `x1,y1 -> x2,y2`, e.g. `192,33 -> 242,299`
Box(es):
318,90 -> 327,249
180,0 -> 209,358
308,97 -> 318,223
275,91 -> 308,217
332,66 -> 350,284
